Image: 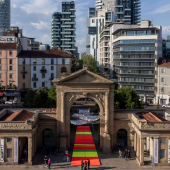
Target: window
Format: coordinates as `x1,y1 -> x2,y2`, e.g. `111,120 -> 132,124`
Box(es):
23,66 -> 25,71
42,59 -> 45,64
61,66 -> 67,73
9,82 -> 13,86
7,149 -> 12,158
0,50 -> 1,56
33,66 -> 36,71
161,87 -> 164,93
160,150 -> 166,159
51,66 -> 54,70
42,82 -> 45,87
62,59 -> 65,65
7,138 -> 12,142
23,83 -> 25,89
89,8 -> 95,17
51,73 -> 54,78
161,78 -> 165,82
33,82 -> 36,88
0,74 -> 1,79
9,59 -> 12,64
0,59 -> 1,64
33,58 -> 36,64
42,73 -> 45,78
160,138 -> 166,143
9,66 -> 12,71
23,74 -> 25,79
9,50 -> 12,56
9,74 -> 12,79
22,58 -> 25,64
161,69 -> 165,73
92,19 -> 95,23
33,74 -> 36,79
51,59 -> 54,64
88,27 -> 97,34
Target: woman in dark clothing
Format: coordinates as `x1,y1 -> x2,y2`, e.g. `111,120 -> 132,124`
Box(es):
81,160 -> 84,170
87,159 -> 90,169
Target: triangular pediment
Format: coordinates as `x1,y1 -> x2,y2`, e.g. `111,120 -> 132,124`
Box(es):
53,69 -> 114,84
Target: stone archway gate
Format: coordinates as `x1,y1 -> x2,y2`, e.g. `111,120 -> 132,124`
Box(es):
53,67 -> 115,153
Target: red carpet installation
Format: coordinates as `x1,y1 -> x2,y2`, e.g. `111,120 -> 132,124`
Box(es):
71,126 -> 101,165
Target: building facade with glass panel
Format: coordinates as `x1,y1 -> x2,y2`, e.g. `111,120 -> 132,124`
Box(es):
99,20 -> 162,104
0,0 -> 10,36
86,7 -> 117,66
51,1 -> 76,54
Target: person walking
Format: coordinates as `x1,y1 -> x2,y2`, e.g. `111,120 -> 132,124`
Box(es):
124,149 -> 127,161
81,160 -> 84,170
128,150 -> 131,160
84,161 -> 87,170
48,158 -> 51,169
67,152 -> 70,162
44,155 -> 48,167
87,159 -> 90,169
119,149 -> 122,158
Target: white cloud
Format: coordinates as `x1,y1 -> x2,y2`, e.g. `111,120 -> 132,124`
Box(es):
41,34 -> 51,43
150,4 -> 170,14
76,39 -> 85,46
31,21 -> 50,30
162,26 -> 170,35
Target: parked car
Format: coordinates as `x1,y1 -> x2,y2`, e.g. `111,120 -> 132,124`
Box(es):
162,105 -> 170,108
0,99 -> 5,104
5,100 -> 16,104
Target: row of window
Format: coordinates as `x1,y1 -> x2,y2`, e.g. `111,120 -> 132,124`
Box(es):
0,73 -> 13,79
114,54 -> 155,59
119,70 -> 154,75
113,39 -> 155,46
0,50 -> 13,56
121,85 -> 154,90
0,59 -> 13,64
118,62 -> 155,67
118,46 -> 155,51
120,77 -> 154,83
0,65 -> 13,71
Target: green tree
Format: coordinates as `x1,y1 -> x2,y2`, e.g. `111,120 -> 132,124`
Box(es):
23,88 -> 36,108
33,87 -> 48,108
76,55 -> 99,73
47,85 -> 57,108
114,87 -> 143,109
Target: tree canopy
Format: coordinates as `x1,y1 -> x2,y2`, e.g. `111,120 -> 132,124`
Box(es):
114,87 -> 143,109
76,55 -> 100,73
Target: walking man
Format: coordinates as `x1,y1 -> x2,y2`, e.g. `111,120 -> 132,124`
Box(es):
87,159 -> 90,169
81,160 -> 84,170
124,149 -> 127,161
44,155 -> 48,167
119,149 -> 122,158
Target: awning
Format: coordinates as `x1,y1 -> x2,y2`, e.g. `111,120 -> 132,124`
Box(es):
0,92 -> 3,96
6,92 -> 15,96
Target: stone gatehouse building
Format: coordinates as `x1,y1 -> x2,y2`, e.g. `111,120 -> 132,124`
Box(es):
0,68 -> 170,166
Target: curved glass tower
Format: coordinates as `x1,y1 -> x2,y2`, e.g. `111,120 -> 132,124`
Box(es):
0,0 -> 10,36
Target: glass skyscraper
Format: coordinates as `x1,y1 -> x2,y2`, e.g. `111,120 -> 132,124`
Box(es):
51,1 -> 76,54
0,0 -> 10,36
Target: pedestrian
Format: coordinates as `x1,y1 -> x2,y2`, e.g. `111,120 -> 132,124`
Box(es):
124,149 -> 127,161
84,161 -> 87,170
67,152 -> 70,162
119,149 -> 122,158
44,155 -> 48,167
128,150 -> 131,160
48,158 -> 51,169
46,147 -> 49,155
81,160 -> 84,170
65,150 -> 68,160
87,159 -> 90,169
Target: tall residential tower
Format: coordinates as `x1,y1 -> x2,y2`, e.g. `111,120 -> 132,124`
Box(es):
51,1 -> 76,54
0,0 -> 10,36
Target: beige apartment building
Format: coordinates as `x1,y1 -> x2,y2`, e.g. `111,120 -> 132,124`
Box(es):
156,59 -> 170,105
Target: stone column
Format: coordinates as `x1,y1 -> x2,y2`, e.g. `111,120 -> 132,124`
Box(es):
61,92 -> 65,134
137,134 -> 140,158
28,137 -> 32,165
103,92 -> 111,153
147,137 -> 150,152
134,133 -> 137,151
140,138 -> 145,166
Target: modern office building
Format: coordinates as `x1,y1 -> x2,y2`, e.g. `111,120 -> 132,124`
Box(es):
28,38 -> 41,50
39,44 -> 50,51
99,20 -> 162,103
163,35 -> 170,58
51,1 -> 76,54
0,0 -> 10,36
95,0 -> 141,24
86,7 -> 117,65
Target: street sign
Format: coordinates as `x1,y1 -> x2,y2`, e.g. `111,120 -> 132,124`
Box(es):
158,96 -> 160,99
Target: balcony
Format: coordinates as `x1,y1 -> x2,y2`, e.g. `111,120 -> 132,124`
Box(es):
70,15 -> 76,18
49,77 -> 54,81
21,70 -> 27,74
115,5 -> 123,8
32,77 -> 38,81
40,68 -> 47,73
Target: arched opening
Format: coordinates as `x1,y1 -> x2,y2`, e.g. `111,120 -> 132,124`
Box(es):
117,129 -> 127,148
69,96 -> 102,150
43,129 -> 54,147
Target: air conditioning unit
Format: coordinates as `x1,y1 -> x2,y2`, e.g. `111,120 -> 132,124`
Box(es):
162,60 -> 166,64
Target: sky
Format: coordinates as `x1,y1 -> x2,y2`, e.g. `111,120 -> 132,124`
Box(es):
11,0 -> 170,53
